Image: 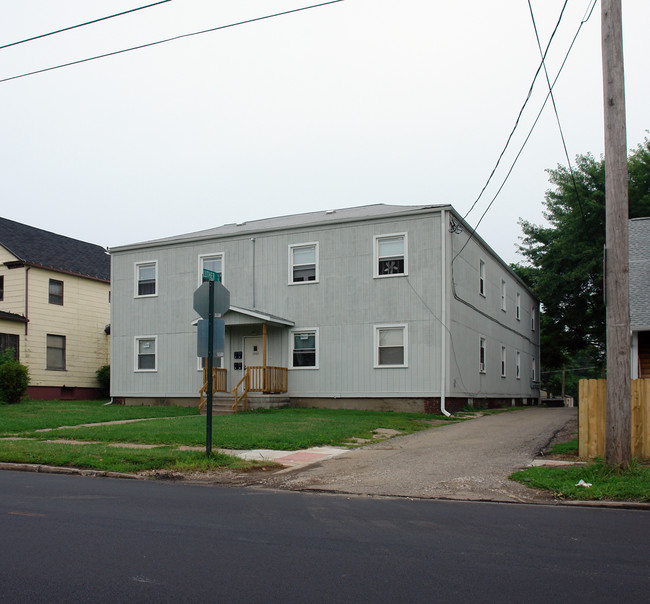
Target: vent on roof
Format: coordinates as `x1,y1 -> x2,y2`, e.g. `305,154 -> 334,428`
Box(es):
325,210 -> 336,215
236,222 -> 246,226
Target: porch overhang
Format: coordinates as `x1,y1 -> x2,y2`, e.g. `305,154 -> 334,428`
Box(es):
191,306 -> 294,328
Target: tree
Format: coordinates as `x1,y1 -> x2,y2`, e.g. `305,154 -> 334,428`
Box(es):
514,137 -> 650,396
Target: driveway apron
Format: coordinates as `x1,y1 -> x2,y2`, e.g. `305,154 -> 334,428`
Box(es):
268,407 -> 576,503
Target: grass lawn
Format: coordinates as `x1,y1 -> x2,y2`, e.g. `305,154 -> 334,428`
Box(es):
0,399 -> 197,434
20,407 -> 449,450
510,459 -> 650,502
0,439 -> 272,474
0,401 -> 450,475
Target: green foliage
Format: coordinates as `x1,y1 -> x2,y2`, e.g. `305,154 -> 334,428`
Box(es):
96,365 -> 110,397
0,350 -> 29,404
514,137 -> 650,398
510,459 -> 649,502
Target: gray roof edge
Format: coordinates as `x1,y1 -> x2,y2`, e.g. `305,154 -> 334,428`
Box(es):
109,204 -> 452,253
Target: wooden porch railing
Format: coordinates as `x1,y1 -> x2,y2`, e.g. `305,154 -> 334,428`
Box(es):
198,367 -> 228,411
232,366 -> 288,413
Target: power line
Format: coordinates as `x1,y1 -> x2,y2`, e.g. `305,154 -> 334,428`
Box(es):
452,0 -> 598,263
0,1 -> 345,85
0,1 -> 172,51
462,0 -> 570,222
527,0 -> 586,221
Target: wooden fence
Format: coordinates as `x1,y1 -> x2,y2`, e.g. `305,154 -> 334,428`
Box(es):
579,379 -> 650,459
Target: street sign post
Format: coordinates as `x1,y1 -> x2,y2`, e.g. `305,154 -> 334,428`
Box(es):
193,278 -> 230,456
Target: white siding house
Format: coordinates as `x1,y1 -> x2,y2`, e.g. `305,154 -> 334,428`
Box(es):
109,204 -> 540,412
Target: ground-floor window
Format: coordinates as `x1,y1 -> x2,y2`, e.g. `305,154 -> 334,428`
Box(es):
0,333 -> 19,360
375,324 -> 407,367
46,334 -> 66,370
290,329 -> 318,368
135,336 -> 157,371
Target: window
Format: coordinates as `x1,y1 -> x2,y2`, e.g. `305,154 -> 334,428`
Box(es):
375,325 -> 407,367
135,261 -> 157,297
501,345 -> 507,377
531,357 -> 537,381
516,292 -> 521,321
479,337 -> 486,373
290,329 -> 318,368
501,280 -> 507,311
289,243 -> 318,284
199,254 -> 223,284
375,233 -> 407,277
135,336 -> 157,371
0,275 -> 4,301
516,351 -> 521,379
531,304 -> 536,331
0,333 -> 19,360
46,334 -> 66,370
49,279 -> 63,305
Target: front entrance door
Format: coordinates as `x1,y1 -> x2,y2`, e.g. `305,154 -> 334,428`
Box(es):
243,336 -> 263,371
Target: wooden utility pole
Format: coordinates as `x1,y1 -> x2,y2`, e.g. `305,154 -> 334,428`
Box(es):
602,0 -> 631,467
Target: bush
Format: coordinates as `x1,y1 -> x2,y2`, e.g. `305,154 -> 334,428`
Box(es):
0,358 -> 30,404
96,365 -> 110,397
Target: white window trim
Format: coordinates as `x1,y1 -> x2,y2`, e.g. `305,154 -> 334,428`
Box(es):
532,357 -> 537,381
288,242 -> 319,285
374,233 -> 408,279
289,327 -> 319,370
479,259 -> 486,298
516,351 -> 521,380
531,305 -> 536,331
501,280 -> 507,312
134,260 -> 158,298
198,253 -> 225,286
479,336 -> 487,373
501,345 -> 507,378
516,292 -> 521,321
374,323 -> 408,368
134,335 -> 158,372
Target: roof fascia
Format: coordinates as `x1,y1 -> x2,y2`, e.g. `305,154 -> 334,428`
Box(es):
4,261 -> 109,283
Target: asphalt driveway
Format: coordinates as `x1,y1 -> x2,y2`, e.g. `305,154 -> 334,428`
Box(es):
265,406 -> 577,503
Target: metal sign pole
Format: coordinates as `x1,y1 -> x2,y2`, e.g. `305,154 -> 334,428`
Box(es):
206,279 -> 214,456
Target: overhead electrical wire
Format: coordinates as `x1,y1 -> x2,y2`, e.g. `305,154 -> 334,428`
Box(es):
0,0 -> 345,85
452,0 -> 598,263
462,0 -> 570,222
527,0 -> 586,221
0,1 -> 172,51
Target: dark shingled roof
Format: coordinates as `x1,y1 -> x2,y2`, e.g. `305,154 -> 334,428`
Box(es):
0,217 -> 110,282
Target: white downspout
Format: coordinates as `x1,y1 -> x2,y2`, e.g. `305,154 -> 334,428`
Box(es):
440,210 -> 451,417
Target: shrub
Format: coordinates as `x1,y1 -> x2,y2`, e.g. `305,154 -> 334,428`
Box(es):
96,365 -> 110,397
0,359 -> 30,404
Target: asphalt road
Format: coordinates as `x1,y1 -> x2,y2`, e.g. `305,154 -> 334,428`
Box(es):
1,470 -> 648,603
265,406 -> 576,502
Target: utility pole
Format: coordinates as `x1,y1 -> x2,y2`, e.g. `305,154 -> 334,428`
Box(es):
602,0 -> 631,467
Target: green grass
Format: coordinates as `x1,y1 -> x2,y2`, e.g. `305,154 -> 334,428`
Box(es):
549,438 -> 579,456
510,459 -> 650,502
0,439 -> 270,474
0,399 -> 198,434
21,408 -> 448,450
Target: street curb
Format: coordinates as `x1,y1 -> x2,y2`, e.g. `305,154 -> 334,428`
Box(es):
0,462 -> 140,481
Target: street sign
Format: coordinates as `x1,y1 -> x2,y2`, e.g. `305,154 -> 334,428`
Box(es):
197,319 -> 225,358
202,268 -> 221,282
193,281 -> 230,318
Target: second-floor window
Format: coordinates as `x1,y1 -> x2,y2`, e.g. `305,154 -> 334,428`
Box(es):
501,280 -> 507,311
0,275 -> 4,301
289,243 -> 318,284
516,292 -> 521,320
199,254 -> 224,284
375,234 -> 407,277
479,260 -> 486,296
49,279 -> 63,305
135,261 -> 157,297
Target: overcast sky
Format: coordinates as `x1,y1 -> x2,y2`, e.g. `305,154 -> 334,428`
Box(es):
1,0 -> 648,263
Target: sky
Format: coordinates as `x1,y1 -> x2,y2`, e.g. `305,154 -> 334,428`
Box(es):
0,0 -> 648,264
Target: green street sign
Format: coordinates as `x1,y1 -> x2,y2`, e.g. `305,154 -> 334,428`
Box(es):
202,268 -> 221,282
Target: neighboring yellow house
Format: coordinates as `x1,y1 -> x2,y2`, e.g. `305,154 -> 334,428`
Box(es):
0,217 -> 110,400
